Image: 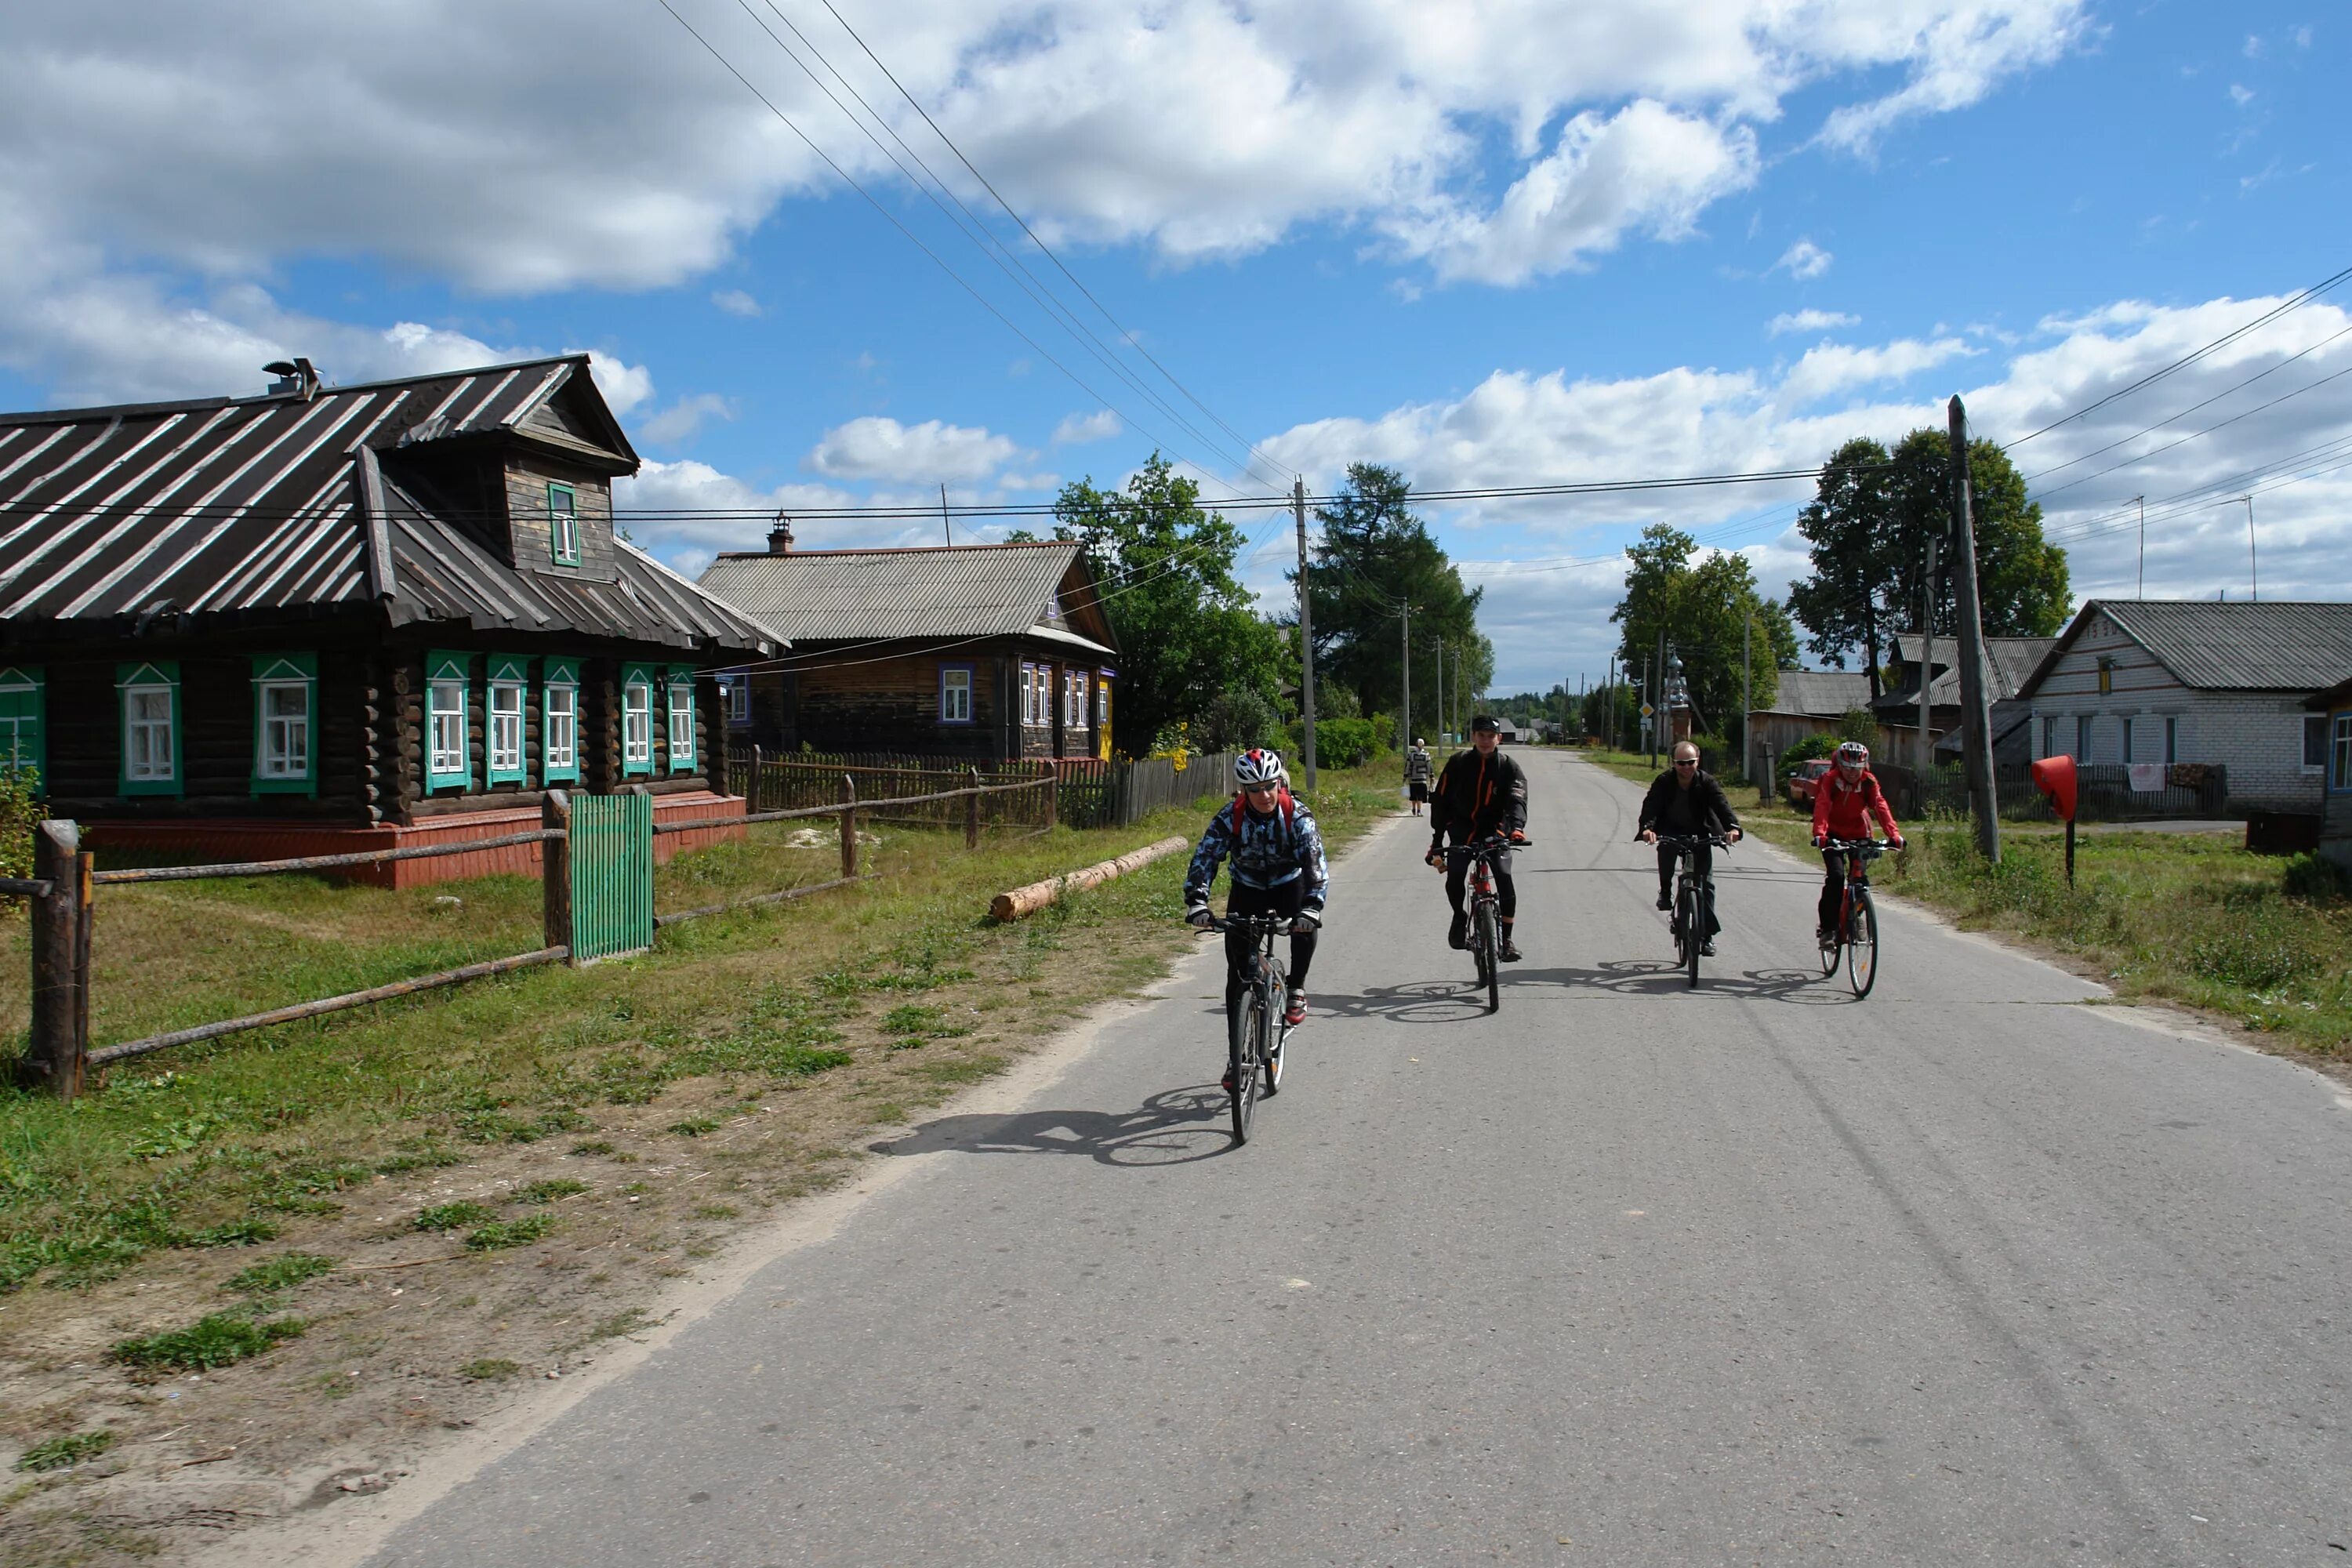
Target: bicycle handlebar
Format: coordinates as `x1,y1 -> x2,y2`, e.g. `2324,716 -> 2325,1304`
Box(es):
1204,913 -> 1315,933
1647,832 -> 1733,848
1821,837 -> 1890,853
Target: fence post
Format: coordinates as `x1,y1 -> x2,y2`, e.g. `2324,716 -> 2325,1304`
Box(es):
840,773 -> 858,879
746,744 -> 762,808
965,766 -> 980,849
28,820 -> 85,1099
542,791 -> 572,959
1040,759 -> 1058,832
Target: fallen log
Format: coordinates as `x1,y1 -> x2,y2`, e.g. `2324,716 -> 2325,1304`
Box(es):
990,835 -> 1188,922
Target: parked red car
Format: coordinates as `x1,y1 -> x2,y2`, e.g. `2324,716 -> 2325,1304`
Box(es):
1784,757 -> 1834,806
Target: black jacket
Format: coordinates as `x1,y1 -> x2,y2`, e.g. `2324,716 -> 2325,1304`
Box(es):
1636,768 -> 1740,838
1428,747 -> 1529,846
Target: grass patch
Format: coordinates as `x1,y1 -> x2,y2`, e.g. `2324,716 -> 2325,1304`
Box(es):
413,1202 -> 494,1233
665,1116 -> 722,1138
567,1140 -> 615,1157
515,1178 -> 586,1205
587,1308 -> 652,1341
14,1432 -> 116,1473
463,1214 -> 554,1252
112,1312 -> 306,1372
223,1252 -> 336,1295
459,1357 -> 522,1381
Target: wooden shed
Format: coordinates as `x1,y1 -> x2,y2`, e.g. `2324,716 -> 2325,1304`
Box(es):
697,536 -> 1118,763
0,354 -> 780,883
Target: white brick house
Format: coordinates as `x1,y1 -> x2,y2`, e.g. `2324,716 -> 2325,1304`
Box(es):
2012,601 -> 2352,812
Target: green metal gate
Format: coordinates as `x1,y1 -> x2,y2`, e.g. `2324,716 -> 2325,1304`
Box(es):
570,793 -> 653,964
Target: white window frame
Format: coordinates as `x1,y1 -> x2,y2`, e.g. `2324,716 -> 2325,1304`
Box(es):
488,680 -> 524,777
256,680 -> 311,780
549,483 -> 580,566
724,675 -> 750,724
939,666 -> 972,724
622,678 -> 653,767
2121,714 -> 2137,764
125,684 -> 176,783
2332,713 -> 2352,790
1094,677 -> 1109,730
545,682 -> 578,774
1019,663 -> 1036,728
666,673 -> 696,772
428,681 -> 466,779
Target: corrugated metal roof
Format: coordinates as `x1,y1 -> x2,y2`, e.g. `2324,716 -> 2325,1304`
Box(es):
0,357 -> 773,655
2097,600 -> 2352,690
1877,635 -> 2054,706
698,543 -> 1112,654
1759,670 -> 1871,716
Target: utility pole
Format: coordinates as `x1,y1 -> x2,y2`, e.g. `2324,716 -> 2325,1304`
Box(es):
1740,611 -> 1751,781
2239,495 -> 2257,602
1435,641 -> 1445,744
2132,495 -> 2145,597
1948,395 -> 2000,863
1399,602 -> 1412,761
1651,626 -> 1667,768
1919,530 -> 1938,771
941,484 -> 953,546
1294,477 -> 1316,789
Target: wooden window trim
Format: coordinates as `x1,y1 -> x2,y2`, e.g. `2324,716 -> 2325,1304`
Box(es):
665,666 -> 697,774
0,664 -> 47,796
939,663 -> 975,725
543,659 -> 582,783
117,660 -> 183,797
549,483 -> 581,567
621,663 -> 655,775
250,652 -> 319,797
424,649 -> 474,792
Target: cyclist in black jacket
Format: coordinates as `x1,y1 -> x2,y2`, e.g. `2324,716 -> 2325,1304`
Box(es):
1636,740 -> 1742,954
1426,715 -> 1530,961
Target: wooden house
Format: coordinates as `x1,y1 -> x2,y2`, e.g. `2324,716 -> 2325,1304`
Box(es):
1742,669 -> 1871,779
0,354 -> 780,883
1870,633 -> 2055,768
2012,600 -> 2352,813
2306,676 -> 2352,870
697,536 -> 1117,762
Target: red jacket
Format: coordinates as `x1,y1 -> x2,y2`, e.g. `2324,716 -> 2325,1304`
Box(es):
1813,767 -> 1900,843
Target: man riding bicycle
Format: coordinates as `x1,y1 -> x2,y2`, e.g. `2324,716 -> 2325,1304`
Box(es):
1637,739 -> 1742,956
1184,749 -> 1328,1084
1811,740 -> 1905,943
1427,714 -> 1529,962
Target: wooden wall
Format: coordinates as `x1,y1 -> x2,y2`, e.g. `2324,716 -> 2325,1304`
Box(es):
503,452 -> 619,584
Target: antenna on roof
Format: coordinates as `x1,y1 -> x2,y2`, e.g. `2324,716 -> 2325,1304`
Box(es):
263,358 -> 321,401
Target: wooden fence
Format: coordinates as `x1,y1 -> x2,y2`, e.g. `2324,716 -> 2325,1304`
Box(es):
11,771 -> 1055,1102
726,747 -> 1236,830
1868,760 -> 2231,822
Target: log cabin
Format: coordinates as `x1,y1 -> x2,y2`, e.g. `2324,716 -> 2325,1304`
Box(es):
697,534 -> 1118,763
0,354 -> 781,884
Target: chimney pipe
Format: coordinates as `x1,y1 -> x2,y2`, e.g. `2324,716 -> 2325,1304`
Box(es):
768,514 -> 795,554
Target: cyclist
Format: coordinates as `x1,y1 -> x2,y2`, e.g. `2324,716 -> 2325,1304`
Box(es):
1810,740 -> 1906,943
1636,739 -> 1743,956
1404,736 -> 1434,816
1184,749 -> 1328,1083
1426,714 -> 1529,962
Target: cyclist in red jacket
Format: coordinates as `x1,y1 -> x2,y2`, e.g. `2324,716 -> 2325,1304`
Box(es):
1810,741 -> 1905,942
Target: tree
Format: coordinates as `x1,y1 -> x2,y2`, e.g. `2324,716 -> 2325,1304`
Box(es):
1047,455 -> 1286,756
1610,524 -> 1800,732
1300,464 -> 1490,745
1787,430 -> 2071,686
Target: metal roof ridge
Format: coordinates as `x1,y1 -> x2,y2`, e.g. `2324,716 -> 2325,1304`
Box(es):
0,354 -> 590,428
708,540 -> 1073,560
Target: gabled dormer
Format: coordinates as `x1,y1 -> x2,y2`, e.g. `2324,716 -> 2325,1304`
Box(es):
1040,553 -> 1116,649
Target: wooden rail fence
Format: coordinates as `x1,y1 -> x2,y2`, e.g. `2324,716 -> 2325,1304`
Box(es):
13,771 -> 1056,1101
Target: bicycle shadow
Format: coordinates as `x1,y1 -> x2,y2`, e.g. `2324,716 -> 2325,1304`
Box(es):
1508,957 -> 1852,1004
868,1084 -> 1241,1167
1308,978 -> 1499,1025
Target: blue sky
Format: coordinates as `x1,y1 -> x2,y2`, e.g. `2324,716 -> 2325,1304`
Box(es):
2,0 -> 2344,695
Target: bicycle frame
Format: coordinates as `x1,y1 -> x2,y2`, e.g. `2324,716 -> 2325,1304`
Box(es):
1824,837 -> 1884,932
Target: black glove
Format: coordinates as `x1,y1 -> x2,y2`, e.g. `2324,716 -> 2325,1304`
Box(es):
1290,909 -> 1323,933
1185,906 -> 1214,930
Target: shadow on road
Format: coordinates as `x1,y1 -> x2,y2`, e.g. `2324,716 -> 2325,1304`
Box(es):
869,1085 -> 1241,1167
1508,956 -> 1853,1004
1310,978 -> 1500,1025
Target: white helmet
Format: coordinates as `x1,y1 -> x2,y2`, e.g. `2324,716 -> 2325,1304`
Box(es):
1235,748 -> 1284,787
1836,740 -> 1870,771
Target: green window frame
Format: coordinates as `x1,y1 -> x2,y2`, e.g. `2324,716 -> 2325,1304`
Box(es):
620,662 -> 655,777
249,652 -> 319,797
665,666 -> 698,774
118,660 -> 183,797
0,665 -> 45,796
425,650 -> 474,792
486,655 -> 529,786
548,483 -> 581,566
543,656 -> 582,784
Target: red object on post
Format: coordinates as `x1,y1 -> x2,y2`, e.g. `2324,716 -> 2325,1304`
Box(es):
2029,755 -> 2078,823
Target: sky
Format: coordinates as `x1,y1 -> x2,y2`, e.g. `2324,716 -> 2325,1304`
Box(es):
2,0 -> 2346,697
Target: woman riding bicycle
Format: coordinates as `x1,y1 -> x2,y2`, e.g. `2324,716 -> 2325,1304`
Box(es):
1427,715 -> 1529,962
1811,740 -> 1905,943
1184,749 -> 1328,1085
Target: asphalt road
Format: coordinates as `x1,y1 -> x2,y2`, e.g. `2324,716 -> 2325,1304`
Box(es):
364,750 -> 2352,1566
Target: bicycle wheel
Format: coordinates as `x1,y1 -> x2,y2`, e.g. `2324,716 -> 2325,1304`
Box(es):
1477,902 -> 1501,1013
1819,888 -> 1842,976
1229,994 -> 1258,1143
1261,967 -> 1285,1097
1684,882 -> 1703,989
1846,890 -> 1879,999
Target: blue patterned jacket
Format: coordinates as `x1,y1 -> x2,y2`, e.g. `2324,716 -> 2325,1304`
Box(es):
1181,790 -> 1329,911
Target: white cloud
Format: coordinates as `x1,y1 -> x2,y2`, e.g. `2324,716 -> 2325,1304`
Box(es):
582,351 -> 654,416
1052,408 -> 1122,445
1769,308 -> 1861,336
710,289 -> 763,318
2229,82 -> 2255,107
1817,0 -> 2089,152
1776,336 -> 1975,405
1774,239 -> 1834,279
807,416 -> 1023,482
637,391 -> 735,445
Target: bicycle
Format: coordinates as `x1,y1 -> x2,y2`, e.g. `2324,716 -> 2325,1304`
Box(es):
1652,833 -> 1730,989
1455,833 -> 1531,1014
1208,912 -> 1298,1144
1818,837 -> 1888,998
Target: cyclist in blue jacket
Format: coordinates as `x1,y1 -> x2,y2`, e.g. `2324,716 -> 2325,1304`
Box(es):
1183,750 -> 1328,1079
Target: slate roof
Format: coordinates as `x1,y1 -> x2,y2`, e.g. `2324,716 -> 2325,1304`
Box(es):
1755,669 -> 1871,717
0,356 -> 775,655
2016,600 -> 2352,699
1876,634 -> 2055,708
698,542 -> 1114,655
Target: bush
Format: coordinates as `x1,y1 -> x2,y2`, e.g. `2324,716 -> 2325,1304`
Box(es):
1836,708 -> 1879,745
1292,717 -> 1382,769
0,764 -> 38,904
1192,689 -> 1283,753
2282,851 -> 2352,904
113,1312 -> 306,1371
1776,734 -> 1838,783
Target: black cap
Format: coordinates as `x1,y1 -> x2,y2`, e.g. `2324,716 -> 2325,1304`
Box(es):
1471,714 -> 1501,732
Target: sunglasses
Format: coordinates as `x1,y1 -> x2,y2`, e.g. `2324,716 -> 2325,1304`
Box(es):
1673,758 -> 1698,768
1243,783 -> 1279,795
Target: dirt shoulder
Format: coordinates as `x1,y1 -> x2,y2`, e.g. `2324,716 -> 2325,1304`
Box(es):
0,771 -> 1400,1568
